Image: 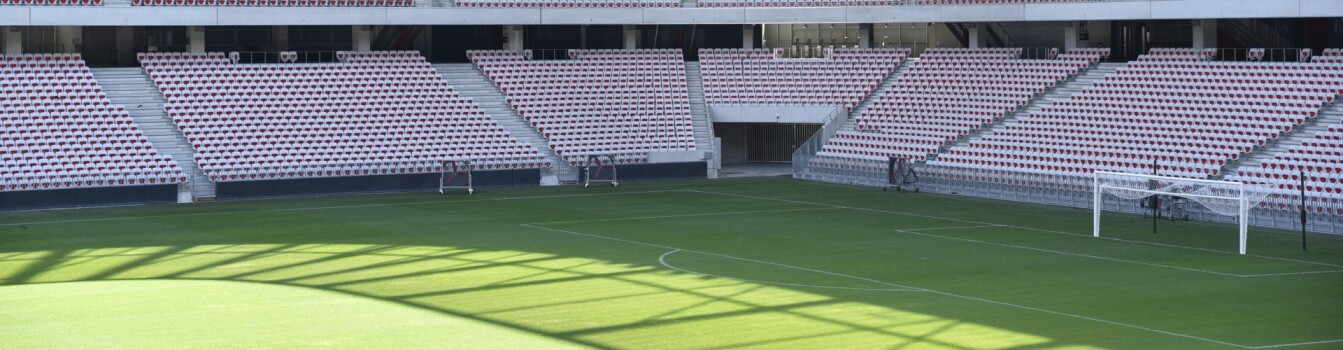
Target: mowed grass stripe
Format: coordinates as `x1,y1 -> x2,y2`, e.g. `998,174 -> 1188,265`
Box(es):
519,188 -> 1343,348
1,177 -> 1341,349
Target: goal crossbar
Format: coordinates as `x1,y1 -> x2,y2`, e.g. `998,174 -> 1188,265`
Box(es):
1093,171 -> 1253,255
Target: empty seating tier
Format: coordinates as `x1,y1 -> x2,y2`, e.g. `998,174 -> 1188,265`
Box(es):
140,51 -> 548,182
131,0 -> 409,6
1,0 -> 100,5
698,0 -> 894,7
918,0 -> 1106,4
2,54 -> 185,192
456,0 -> 674,7
928,49 -> 1343,184
699,48 -> 908,109
815,48 -> 1092,164
470,49 -> 696,165
1229,123 -> 1343,216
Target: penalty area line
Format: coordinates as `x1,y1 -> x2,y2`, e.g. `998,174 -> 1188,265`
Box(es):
519,223 -> 928,292
896,228 -> 1247,278
526,207 -> 843,226
657,250 -> 922,292
522,222 -> 1256,349
1252,338 -> 1343,349
685,190 -> 1343,270
899,227 -> 1343,278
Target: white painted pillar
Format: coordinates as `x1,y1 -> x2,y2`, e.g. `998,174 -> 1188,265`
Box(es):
1063,21 -> 1079,51
2,27 -> 19,55
188,26 -> 205,53
1191,20 -> 1205,49
272,25 -> 289,51
623,25 -> 637,50
858,24 -> 871,48
352,25 -> 373,51
504,25 -> 524,51
579,25 -> 588,49
967,24 -> 980,49
742,25 -> 754,49
54,26 -> 82,54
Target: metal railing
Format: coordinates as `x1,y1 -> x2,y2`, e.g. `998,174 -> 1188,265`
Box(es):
1206,48 -> 1310,62
202,157 -> 550,182
522,49 -> 574,61
3,171 -> 187,192
792,107 -> 892,186
230,51 -> 342,64
1227,19 -> 1294,49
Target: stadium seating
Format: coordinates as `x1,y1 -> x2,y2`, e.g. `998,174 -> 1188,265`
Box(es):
699,0 -> 1105,7
698,0 -> 894,7
139,51 -> 549,182
918,0 -> 1105,4
130,0 -> 409,6
928,49 -> 1343,186
698,48 -> 908,109
469,49 -> 696,165
455,0 -> 674,7
1229,123 -> 1343,215
814,48 -> 1096,164
0,0 -> 101,5
1,54 -> 186,192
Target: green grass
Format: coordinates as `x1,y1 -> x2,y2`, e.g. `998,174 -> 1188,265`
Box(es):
1,177 -> 1341,349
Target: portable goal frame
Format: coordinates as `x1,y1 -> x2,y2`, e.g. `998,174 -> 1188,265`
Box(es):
439,159 -> 473,195
583,154 -> 619,188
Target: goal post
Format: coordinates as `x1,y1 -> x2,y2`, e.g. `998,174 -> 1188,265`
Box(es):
439,159 -> 473,195
885,157 -> 920,192
1093,171 -> 1271,255
582,154 -> 619,188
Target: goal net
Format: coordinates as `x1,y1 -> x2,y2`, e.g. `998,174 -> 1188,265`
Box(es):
885,157 -> 920,192
439,159 -> 473,195
1093,171 -> 1273,254
582,154 -> 619,188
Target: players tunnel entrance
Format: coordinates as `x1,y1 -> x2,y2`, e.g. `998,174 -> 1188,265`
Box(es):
715,123 -> 819,164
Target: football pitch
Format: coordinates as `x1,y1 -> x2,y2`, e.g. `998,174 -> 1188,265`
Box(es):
1,177 -> 1341,349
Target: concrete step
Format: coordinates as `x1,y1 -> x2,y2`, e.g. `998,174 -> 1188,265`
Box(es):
433,63 -> 575,183
91,67 -> 214,200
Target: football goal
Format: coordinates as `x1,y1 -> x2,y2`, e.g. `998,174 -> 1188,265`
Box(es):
582,154 -> 619,188
439,159 -> 473,195
884,157 -> 920,193
1093,171 -> 1272,254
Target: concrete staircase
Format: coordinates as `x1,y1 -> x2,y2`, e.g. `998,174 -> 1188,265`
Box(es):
841,58 -> 914,133
432,63 -> 574,184
91,67 -> 215,200
950,62 -> 1121,152
792,57 -> 913,170
1228,102 -> 1343,175
684,61 -> 718,177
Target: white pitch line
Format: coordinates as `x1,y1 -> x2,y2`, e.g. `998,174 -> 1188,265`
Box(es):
686,190 -> 1343,270
657,250 -> 922,292
1236,270 -> 1343,278
526,207 -> 842,226
1253,338 -> 1343,349
519,224 -> 928,292
522,222 -> 1255,349
900,225 -> 1006,231
0,190 -> 686,227
895,228 -> 1245,278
